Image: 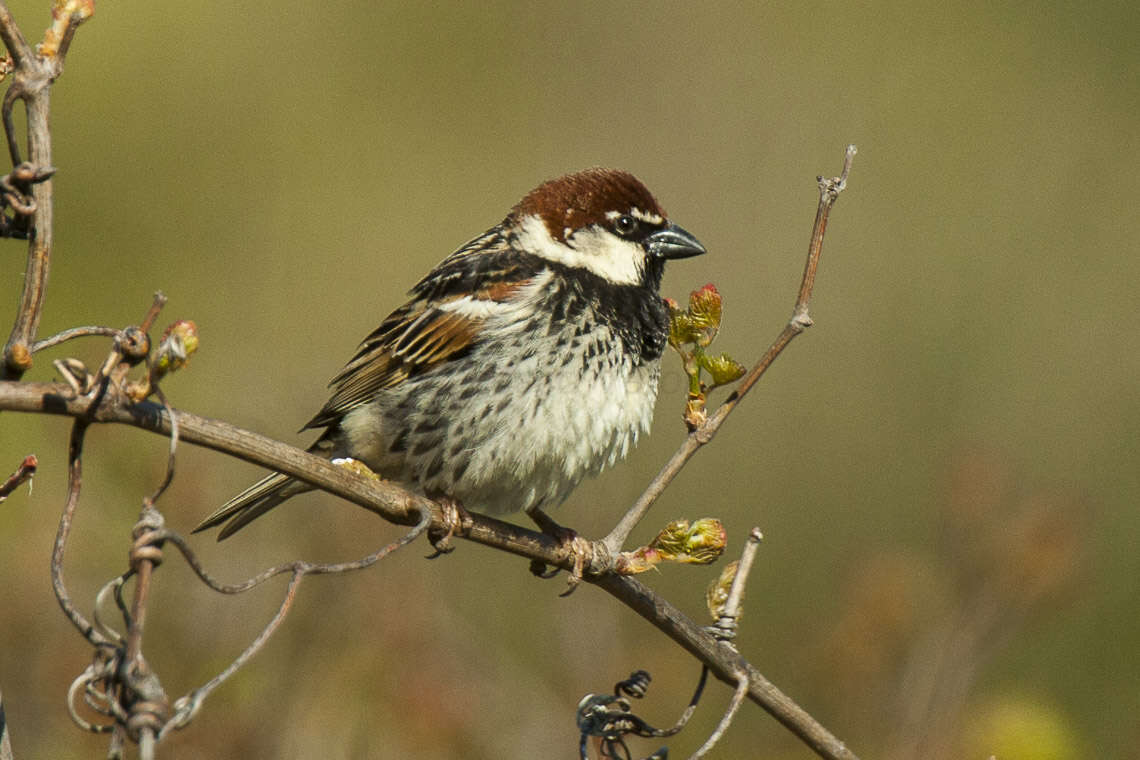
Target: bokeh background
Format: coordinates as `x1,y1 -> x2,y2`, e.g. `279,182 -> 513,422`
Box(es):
2,0 -> 1136,757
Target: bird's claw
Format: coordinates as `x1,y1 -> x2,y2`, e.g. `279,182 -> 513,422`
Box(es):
557,535 -> 593,596
526,508 -> 594,594
426,498 -> 466,558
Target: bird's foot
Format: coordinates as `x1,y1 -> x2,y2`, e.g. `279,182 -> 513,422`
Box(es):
426,497 -> 469,558
527,508 -> 594,594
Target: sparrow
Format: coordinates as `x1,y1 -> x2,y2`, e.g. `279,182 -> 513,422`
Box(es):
193,168 -> 705,540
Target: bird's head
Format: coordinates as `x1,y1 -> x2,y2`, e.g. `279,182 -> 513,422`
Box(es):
508,168 -> 705,289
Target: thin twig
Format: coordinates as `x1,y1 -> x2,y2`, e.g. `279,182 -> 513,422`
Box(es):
120,506 -> 165,750
664,666 -> 709,738
687,669 -> 749,760
125,454 -> 176,677
137,729 -> 155,760
119,482 -> 174,748
40,0 -> 95,62
0,453 -> 35,502
31,326 -> 121,353
0,3 -> 31,68
147,381 -> 178,503
51,419 -> 112,647
158,508 -> 431,735
137,292 -> 167,334
712,527 -> 763,641
674,530 -> 765,757
92,577 -> 127,647
603,145 -> 857,554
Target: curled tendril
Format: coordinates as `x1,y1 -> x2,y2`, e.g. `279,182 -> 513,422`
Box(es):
0,161 -> 54,238
578,670 -> 681,760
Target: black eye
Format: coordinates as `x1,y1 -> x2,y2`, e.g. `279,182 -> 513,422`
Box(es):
613,214 -> 638,238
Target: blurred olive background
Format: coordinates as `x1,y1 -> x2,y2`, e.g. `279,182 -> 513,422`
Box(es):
1,0 -> 1136,757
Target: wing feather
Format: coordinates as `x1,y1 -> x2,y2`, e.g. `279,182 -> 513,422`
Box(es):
302,280 -> 532,430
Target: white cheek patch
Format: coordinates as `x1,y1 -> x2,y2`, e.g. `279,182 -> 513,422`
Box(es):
516,215 -> 645,286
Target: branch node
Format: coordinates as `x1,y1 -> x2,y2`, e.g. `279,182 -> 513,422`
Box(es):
119,326 -> 151,365
3,341 -> 30,372
692,425 -> 715,445
0,453 -> 36,502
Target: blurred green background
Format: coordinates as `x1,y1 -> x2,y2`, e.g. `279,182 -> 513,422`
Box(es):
2,0 -> 1137,757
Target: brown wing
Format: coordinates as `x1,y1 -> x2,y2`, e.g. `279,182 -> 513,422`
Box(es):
302,283 -> 530,430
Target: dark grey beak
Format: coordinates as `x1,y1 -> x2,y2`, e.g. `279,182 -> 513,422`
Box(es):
645,223 -> 706,260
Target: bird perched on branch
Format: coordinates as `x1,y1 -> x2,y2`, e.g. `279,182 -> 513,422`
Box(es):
194,168 -> 705,540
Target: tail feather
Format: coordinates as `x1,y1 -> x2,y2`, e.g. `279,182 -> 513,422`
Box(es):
192,473 -> 313,540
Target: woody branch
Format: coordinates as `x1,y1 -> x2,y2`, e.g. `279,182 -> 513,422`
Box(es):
0,0 -> 92,380
0,144 -> 857,759
0,2 -> 857,752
